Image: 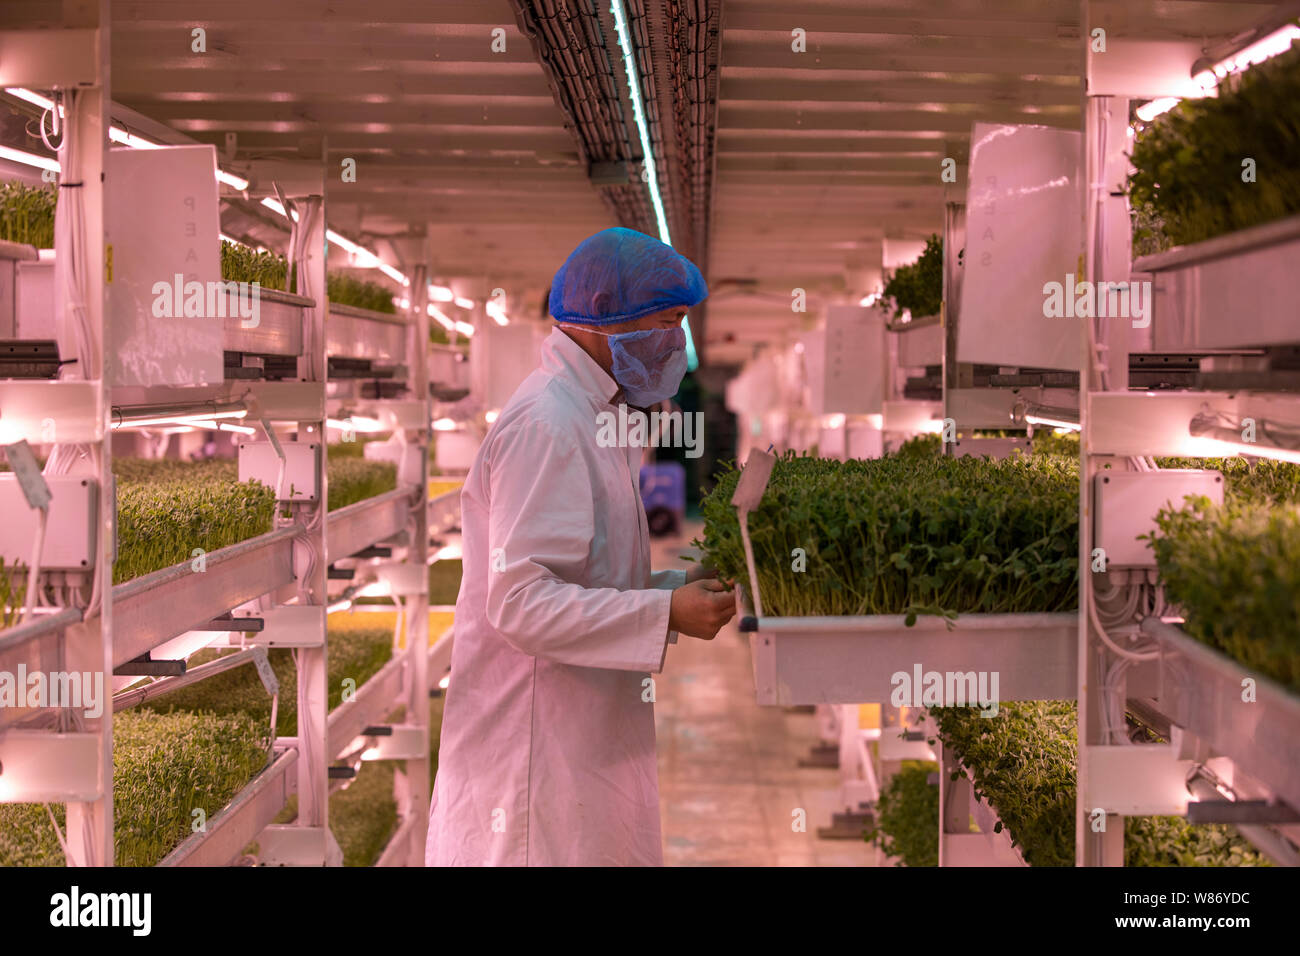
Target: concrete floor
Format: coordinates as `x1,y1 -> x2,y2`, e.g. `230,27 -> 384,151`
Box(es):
651,521 -> 884,866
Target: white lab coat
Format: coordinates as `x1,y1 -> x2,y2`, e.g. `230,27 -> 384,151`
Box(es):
425,327 -> 686,866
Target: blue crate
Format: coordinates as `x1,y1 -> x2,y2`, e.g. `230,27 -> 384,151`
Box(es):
640,461 -> 685,536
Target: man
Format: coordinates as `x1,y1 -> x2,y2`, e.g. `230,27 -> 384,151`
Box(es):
425,227 -> 737,866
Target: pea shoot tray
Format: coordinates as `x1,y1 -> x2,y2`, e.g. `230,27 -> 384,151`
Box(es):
730,449 -> 1077,707
738,597 -> 1076,707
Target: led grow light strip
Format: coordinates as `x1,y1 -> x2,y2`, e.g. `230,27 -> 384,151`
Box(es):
609,0 -> 699,371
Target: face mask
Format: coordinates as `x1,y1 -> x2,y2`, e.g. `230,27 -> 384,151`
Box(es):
564,325 -> 688,406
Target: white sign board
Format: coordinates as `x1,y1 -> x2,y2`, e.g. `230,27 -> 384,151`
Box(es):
822,305 -> 884,415
958,123 -> 1081,371
106,145 -> 224,387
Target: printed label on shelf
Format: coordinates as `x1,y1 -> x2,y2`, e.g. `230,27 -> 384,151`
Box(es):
252,646 -> 280,697
3,439 -> 52,509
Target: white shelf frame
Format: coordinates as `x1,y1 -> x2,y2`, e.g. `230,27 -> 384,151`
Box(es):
0,9 -> 446,865
1078,15 -> 1300,866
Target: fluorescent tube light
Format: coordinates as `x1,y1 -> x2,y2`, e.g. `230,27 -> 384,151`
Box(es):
1189,411 -> 1300,464
0,144 -> 59,174
428,305 -> 456,331
1135,97 -> 1180,122
486,301 -> 509,326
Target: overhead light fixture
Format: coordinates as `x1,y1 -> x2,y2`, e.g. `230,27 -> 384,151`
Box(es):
5,88 -> 250,188
260,197 -> 299,223
327,599 -> 353,614
432,418 -> 458,432
108,125 -> 161,151
486,301 -> 509,326
1135,97 -> 1181,122
215,168 -> 250,191
111,408 -> 248,430
485,409 -> 500,424
453,296 -> 475,311
428,305 -> 456,332
453,320 -> 475,337
0,144 -> 59,174
377,262 -> 407,286
325,415 -> 385,434
326,228 -> 382,267
1211,23 -> 1300,79
428,285 -> 455,303
189,420 -> 257,435
1136,24 -> 1300,123
1012,399 -> 1081,433
609,0 -> 698,372
1189,409 -> 1300,464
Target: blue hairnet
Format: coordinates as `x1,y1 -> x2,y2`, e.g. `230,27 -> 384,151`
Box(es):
549,227 -> 707,325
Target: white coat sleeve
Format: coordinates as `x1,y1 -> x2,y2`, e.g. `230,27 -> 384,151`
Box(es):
647,570 -> 687,645
647,569 -> 688,590
483,419 -> 672,672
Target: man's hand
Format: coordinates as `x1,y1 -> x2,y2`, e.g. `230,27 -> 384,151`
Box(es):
669,578 -> 737,641
685,562 -> 717,584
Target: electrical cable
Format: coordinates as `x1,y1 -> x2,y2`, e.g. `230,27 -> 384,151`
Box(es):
38,90 -> 63,152
1088,583 -> 1160,662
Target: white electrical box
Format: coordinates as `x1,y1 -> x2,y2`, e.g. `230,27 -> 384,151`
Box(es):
1094,469 -> 1224,567
106,144 -> 224,387
238,441 -> 321,502
0,475 -> 97,570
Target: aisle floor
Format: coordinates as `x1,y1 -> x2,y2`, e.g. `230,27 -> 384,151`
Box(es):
651,523 -> 883,866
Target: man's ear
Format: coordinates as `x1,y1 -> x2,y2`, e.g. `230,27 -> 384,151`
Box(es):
590,291 -> 614,317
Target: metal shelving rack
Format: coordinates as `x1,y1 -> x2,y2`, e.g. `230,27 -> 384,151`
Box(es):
0,3 -> 452,866
1076,3 -> 1300,866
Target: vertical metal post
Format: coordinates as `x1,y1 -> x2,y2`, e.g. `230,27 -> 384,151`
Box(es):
1078,92 -> 1137,867
1077,4 -> 1119,867
294,189 -> 331,852
405,263 -> 431,864
940,202 -> 967,453
60,0 -> 113,868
